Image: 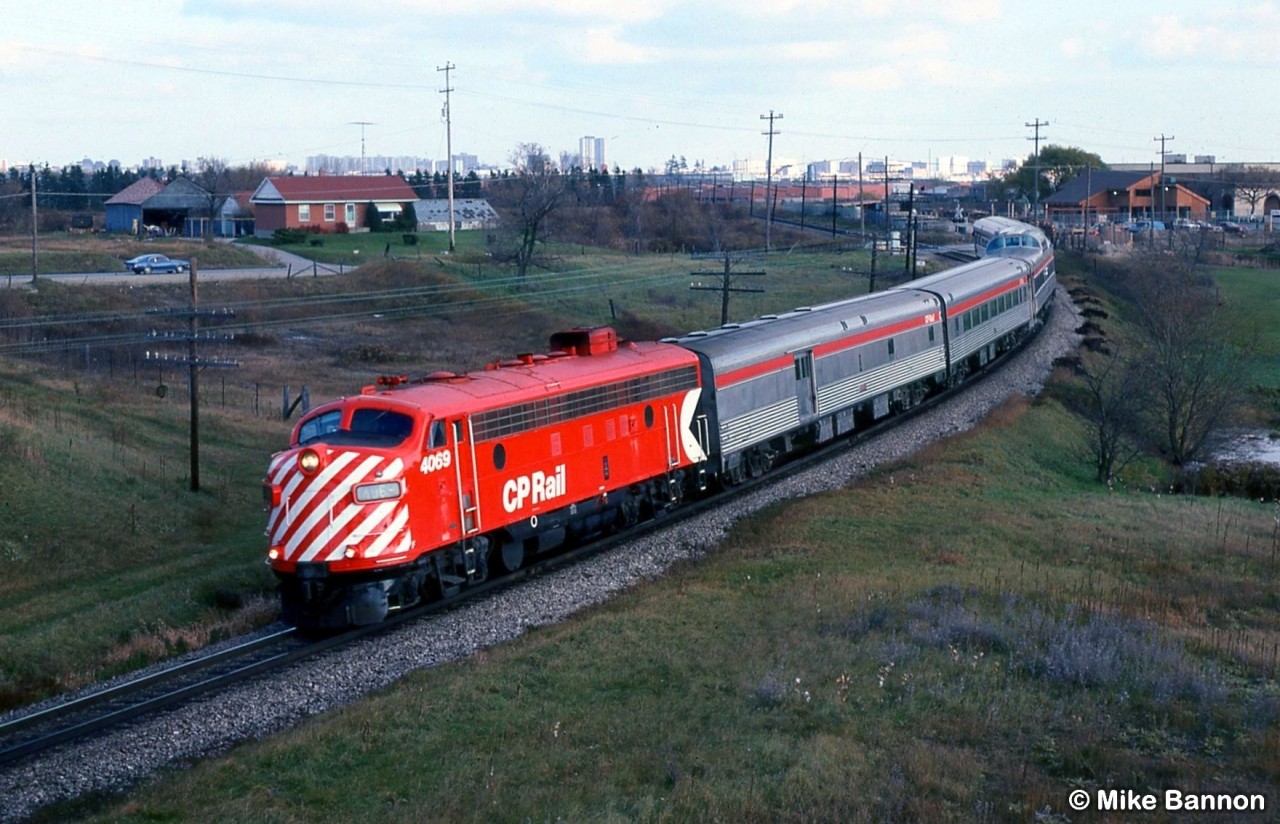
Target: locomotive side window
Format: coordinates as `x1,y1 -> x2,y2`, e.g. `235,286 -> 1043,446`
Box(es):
493,443 -> 507,470
428,420 -> 447,449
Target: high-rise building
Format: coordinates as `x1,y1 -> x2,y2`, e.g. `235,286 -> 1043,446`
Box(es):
579,136 -> 606,171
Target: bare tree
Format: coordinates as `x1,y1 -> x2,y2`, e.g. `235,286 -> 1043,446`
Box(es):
1230,165 -> 1280,217
193,157 -> 230,240
1077,349 -> 1145,483
490,143 -> 567,282
1129,261 -> 1245,465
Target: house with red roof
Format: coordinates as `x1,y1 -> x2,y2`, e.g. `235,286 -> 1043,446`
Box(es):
250,175 -> 418,237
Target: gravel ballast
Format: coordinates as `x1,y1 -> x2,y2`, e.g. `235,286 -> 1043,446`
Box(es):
0,291 -> 1082,823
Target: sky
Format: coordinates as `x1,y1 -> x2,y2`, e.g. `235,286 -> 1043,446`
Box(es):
3,0 -> 1279,174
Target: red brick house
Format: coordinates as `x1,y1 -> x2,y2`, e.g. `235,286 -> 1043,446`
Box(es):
250,175 -> 418,236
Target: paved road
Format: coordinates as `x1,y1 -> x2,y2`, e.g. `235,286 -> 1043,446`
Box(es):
0,243 -> 345,287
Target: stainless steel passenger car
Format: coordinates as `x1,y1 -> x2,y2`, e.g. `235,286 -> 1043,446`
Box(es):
969,216 -> 1056,315
669,216 -> 1054,485
671,289 -> 947,483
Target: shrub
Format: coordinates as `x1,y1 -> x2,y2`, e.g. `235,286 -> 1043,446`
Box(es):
271,227 -> 308,245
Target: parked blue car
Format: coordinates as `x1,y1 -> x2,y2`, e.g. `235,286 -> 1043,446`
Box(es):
123,254 -> 189,274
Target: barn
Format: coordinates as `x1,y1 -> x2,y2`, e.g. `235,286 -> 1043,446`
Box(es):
140,177 -> 214,238
103,178 -> 165,234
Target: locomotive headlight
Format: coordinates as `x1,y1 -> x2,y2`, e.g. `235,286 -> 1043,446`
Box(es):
298,449 -> 322,474
267,547 -> 281,561
354,480 -> 403,503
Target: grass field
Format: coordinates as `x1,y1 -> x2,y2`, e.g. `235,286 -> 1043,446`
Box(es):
3,241 -> 1280,820
0,233 -> 884,711
0,233 -> 265,277
1209,265 -> 1280,392
59,372 -> 1280,822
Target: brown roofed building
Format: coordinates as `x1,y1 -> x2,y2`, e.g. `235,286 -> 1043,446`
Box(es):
104,177 -> 165,233
250,175 -> 418,237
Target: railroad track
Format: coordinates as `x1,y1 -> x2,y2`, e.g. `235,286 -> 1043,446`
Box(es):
0,425 -> 901,768
0,628 -> 309,766
0,302 -> 1051,769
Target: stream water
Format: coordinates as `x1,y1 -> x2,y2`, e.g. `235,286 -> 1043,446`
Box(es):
1209,429 -> 1280,465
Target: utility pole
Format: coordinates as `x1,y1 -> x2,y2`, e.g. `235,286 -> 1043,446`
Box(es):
858,152 -> 865,238
349,121 -> 374,175
1154,133 -> 1174,227
760,110 -> 782,252
904,183 -> 916,280
831,174 -> 838,237
883,155 -> 890,258
30,165 -> 37,284
145,260 -> 238,492
1025,118 -> 1049,221
690,252 -> 766,325
438,62 -> 456,253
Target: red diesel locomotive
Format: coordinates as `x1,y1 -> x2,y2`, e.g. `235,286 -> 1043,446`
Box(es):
265,327 -> 708,627
265,216 -> 1054,628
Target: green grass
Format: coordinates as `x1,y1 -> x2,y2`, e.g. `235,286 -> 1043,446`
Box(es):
1209,265 -> 1280,391
0,233 -> 265,276
7,245 -> 1280,820
242,229 -> 489,267
60,394 -> 1280,823
0,237 -> 883,711
0,368 -> 281,704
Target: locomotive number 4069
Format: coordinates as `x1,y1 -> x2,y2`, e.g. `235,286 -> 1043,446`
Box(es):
420,450 -> 453,474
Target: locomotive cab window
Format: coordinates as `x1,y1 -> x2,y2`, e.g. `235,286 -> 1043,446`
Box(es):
428,420 -> 447,449
350,409 -> 415,446
298,407 -> 415,448
298,410 -> 342,445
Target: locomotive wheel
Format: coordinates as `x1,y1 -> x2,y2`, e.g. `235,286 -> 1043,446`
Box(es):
491,537 -> 524,575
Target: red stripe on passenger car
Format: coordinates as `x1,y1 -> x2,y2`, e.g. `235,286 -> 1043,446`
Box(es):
714,313 -> 940,389
948,278 -> 1027,316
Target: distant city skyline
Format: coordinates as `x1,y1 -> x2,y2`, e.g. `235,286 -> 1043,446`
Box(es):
2,145 -> 1023,186
5,1 -> 1279,177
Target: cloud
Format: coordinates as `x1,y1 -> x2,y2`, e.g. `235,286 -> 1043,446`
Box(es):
187,0 -> 672,24
1142,15 -> 1205,60
829,64 -> 905,91
580,26 -> 659,64
1136,6 -> 1280,64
